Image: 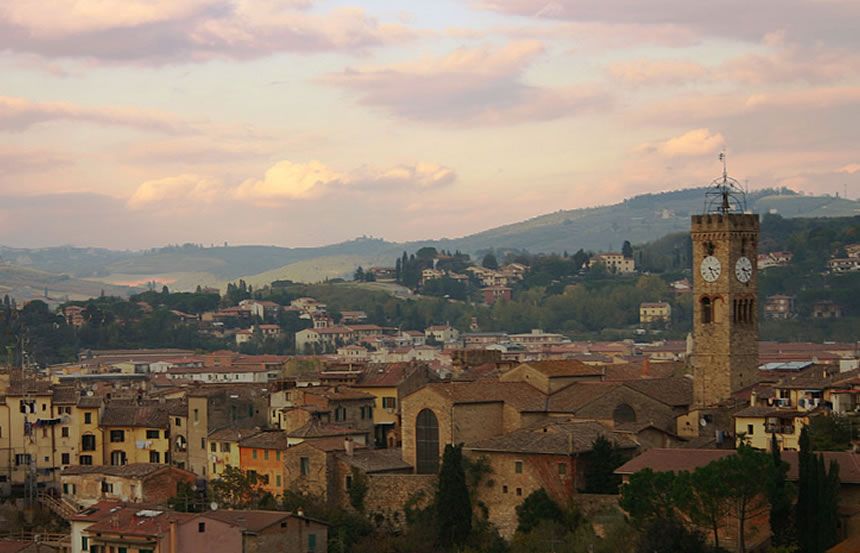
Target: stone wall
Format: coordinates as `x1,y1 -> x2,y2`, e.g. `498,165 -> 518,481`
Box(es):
362,474 -> 436,529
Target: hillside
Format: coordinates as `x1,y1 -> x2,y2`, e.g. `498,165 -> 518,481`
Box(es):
0,187 -> 857,297
0,262 -> 138,305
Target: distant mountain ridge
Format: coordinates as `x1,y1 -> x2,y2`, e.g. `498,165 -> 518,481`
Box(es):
1,187 -> 857,298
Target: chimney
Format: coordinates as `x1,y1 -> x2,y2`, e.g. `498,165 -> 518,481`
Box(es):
169,519 -> 178,553
750,390 -> 757,407
344,437 -> 354,456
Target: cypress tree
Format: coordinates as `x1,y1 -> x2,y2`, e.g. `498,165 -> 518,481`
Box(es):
435,444 -> 472,549
768,433 -> 793,546
823,459 -> 840,551
796,426 -> 814,553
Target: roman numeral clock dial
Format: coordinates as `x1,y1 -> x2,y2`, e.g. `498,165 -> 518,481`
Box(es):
735,256 -> 753,283
700,255 -> 721,283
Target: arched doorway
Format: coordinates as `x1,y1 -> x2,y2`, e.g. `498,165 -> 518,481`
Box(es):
416,409 -> 439,474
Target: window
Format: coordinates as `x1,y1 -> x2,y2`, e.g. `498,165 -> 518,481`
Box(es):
346,475 -> 353,489
558,463 -> 567,476
335,407 -> 347,422
61,427 -> 70,438
276,451 -> 281,461
276,474 -> 282,487
516,488 -> 522,496
308,534 -> 317,552
198,522 -> 206,533
221,442 -> 231,453
514,461 -> 523,474
80,455 -> 93,465
61,453 -> 70,465
110,430 -> 125,443
84,412 -> 92,424
613,403 -> 637,425
382,397 -> 396,409
175,417 -> 182,427
360,406 -> 373,420
502,485 -> 508,494
252,449 -> 258,460
701,297 -> 713,324
150,451 -> 160,463
15,454 -> 31,466
211,443 -> 217,453
146,430 -> 160,439
118,548 -> 127,553
415,409 -> 440,474
201,438 -> 206,450
110,450 -> 126,466
101,481 -> 114,493
264,450 -> 269,460
193,409 -> 199,422
164,430 -> 169,439
82,536 -> 88,551
300,457 -> 310,476
747,424 -> 754,435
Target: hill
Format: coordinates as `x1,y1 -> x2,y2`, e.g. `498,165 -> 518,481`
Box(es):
0,187 -> 857,298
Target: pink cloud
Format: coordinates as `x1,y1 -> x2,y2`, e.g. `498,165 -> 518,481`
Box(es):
0,95 -> 192,132
322,41 -> 610,125
127,174 -> 224,208
637,128 -> 725,157
608,59 -> 706,86
0,1 -> 412,63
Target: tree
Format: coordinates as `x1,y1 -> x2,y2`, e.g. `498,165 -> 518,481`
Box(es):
796,426 -> 815,553
347,467 -> 369,511
354,266 -> 366,282
676,464 -> 732,550
515,489 -> 563,534
168,480 -> 206,512
619,469 -> 678,525
636,517 -> 709,553
482,252 -> 499,270
585,435 -> 624,493
435,444 -> 472,549
768,434 -> 794,547
711,444 -> 771,553
807,414 -> 852,451
209,466 -> 262,509
622,240 -> 634,259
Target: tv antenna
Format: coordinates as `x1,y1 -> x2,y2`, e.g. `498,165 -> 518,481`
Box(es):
704,150 -> 747,214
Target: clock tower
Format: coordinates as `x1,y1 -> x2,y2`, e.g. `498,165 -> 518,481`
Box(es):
691,159 -> 759,407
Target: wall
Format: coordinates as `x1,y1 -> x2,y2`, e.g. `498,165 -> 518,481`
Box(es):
239,446 -> 286,495
177,516 -> 242,553
283,443 -> 331,501
247,518 -> 328,553
362,474 -> 436,530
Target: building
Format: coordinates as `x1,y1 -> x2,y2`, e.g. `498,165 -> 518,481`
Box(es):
757,251 -> 793,269
100,403 -> 171,466
60,463 -> 195,507
690,210 -> 760,407
733,405 -> 810,450
482,286 -> 511,305
353,364 -> 432,448
207,427 -> 260,479
828,258 -> 860,273
813,300 -> 844,319
589,253 -> 635,274
764,295 -> 796,320
238,430 -> 290,494
639,302 -> 672,324
424,325 -> 459,344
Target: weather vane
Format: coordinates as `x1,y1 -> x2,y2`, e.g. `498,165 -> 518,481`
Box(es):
704,149 -> 747,214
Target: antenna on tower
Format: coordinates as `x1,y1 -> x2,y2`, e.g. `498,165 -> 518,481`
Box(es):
704,150 -> 747,214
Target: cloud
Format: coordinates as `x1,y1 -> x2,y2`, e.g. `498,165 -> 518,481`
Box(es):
235,160 -> 346,201
478,1 -> 860,48
0,95 -> 191,132
0,144 -> 72,174
637,128 -> 725,157
322,41 -> 609,125
0,1 -> 412,63
838,164 -> 860,175
129,159 -> 457,208
607,59 -> 706,86
127,174 -> 224,208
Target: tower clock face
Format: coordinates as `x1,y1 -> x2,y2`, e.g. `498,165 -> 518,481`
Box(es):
735,256 -> 753,283
700,256 -> 722,282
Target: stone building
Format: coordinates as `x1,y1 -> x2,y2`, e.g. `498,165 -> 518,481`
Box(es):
60,463 -> 195,507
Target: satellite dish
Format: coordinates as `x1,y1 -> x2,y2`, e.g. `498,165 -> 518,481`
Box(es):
699,417 -> 708,427
210,502 -> 219,511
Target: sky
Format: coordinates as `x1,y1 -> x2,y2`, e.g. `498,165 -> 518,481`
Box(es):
1,0 -> 859,249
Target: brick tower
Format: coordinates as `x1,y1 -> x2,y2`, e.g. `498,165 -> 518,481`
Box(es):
691,160 -> 759,407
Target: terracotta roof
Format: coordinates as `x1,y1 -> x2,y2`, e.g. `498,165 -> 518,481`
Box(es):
239,430 -> 290,450
616,448 -> 860,485
412,381 -> 547,412
624,377 -> 693,407
68,500 -> 125,522
303,387 -> 374,402
545,382 -> 617,412
0,541 -> 39,553
52,385 -> 79,405
76,396 -> 103,408
85,507 -> 194,537
208,427 -> 261,442
197,510 -> 292,533
101,404 -> 169,428
298,436 -> 366,452
517,360 -> 604,377
733,406 -> 807,418
286,420 -> 365,439
356,364 -> 413,387
62,463 -> 193,479
335,448 -> 412,473
466,420 -> 638,455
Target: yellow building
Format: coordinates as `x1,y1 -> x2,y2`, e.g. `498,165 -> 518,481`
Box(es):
353,364 -> 431,448
734,405 -> 809,450
77,396 -> 104,467
207,427 -> 260,479
1,381 -> 61,487
639,302 -> 672,324
101,403 -> 171,465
